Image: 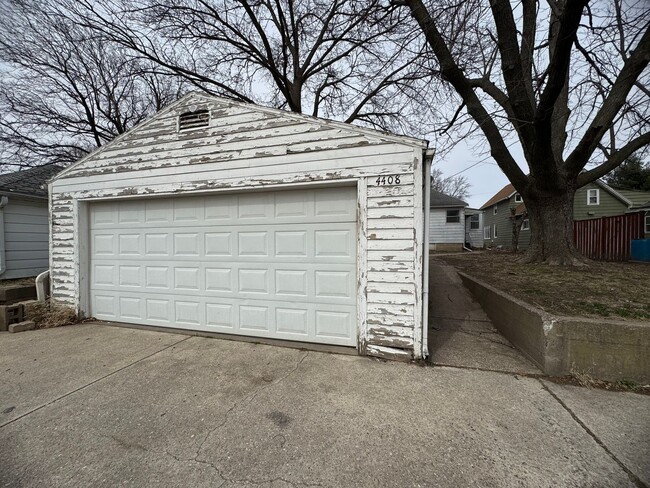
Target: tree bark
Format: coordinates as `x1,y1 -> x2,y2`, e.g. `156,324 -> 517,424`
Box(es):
520,187 -> 586,265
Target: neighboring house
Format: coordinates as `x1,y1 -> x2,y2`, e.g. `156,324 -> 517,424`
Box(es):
480,184 -> 530,249
481,181 -> 650,249
464,208 -> 484,249
49,92 -> 432,361
0,164 -> 62,279
429,190 -> 467,251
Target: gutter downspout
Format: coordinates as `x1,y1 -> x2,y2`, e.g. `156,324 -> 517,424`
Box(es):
422,148 -> 434,359
36,270 -> 50,302
0,196 -> 8,276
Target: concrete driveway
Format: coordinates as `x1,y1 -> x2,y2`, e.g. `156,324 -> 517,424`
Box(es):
1,324 -> 648,487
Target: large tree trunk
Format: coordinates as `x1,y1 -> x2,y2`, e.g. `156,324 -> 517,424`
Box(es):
519,187 -> 586,265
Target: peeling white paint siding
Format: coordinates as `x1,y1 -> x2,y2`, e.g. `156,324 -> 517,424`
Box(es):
50,93 -> 427,360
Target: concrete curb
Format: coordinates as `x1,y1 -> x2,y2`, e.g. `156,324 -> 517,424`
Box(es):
458,271 -> 650,383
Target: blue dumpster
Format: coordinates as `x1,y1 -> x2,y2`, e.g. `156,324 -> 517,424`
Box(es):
631,239 -> 650,262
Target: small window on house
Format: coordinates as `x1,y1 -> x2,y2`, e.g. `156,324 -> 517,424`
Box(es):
484,226 -> 491,239
493,223 -> 498,238
469,214 -> 480,230
515,193 -> 523,203
587,188 -> 600,205
645,214 -> 650,233
179,109 -> 210,131
493,205 -> 498,215
446,209 -> 460,223
521,219 -> 530,231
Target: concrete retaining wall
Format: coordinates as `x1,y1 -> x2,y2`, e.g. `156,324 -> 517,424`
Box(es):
459,272 -> 650,383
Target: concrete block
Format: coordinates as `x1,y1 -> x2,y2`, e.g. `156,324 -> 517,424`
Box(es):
0,304 -> 24,331
19,300 -> 42,321
8,320 -> 36,333
0,285 -> 37,304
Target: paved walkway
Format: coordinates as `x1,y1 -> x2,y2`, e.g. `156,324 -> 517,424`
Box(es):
428,258 -> 539,374
1,324 -> 648,487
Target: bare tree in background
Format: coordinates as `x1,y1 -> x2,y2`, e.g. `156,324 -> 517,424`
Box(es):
65,0 -> 438,136
396,0 -> 650,264
430,167 -> 470,200
0,0 -> 185,170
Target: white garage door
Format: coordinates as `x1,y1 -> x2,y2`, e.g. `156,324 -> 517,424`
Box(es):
89,186 -> 357,346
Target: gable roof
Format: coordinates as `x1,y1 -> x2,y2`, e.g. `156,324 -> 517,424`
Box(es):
430,190 -> 467,208
616,189 -> 650,207
0,164 -> 63,198
54,92 -> 428,181
480,183 -> 516,209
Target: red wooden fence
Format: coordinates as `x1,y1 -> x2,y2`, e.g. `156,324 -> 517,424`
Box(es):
573,212 -> 645,261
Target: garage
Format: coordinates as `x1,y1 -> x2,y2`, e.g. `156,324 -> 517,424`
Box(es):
49,92 -> 431,360
88,187 -> 357,346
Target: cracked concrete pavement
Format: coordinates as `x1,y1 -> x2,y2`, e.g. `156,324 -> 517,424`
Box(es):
428,258 -> 541,375
1,323 -> 649,487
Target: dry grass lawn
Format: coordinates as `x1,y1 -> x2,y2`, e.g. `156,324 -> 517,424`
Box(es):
436,251 -> 650,321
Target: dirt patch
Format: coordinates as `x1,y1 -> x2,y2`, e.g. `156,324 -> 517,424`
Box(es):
24,300 -> 78,328
436,251 -> 650,321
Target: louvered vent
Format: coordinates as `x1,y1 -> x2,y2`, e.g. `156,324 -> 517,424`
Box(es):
178,109 -> 210,131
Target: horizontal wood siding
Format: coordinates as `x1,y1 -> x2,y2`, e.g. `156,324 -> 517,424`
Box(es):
366,175 -> 417,357
429,208 -> 464,244
51,94 -> 425,359
465,212 -> 483,248
1,198 -> 49,279
574,183 -> 628,220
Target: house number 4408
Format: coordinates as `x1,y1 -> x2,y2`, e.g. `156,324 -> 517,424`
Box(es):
375,175 -> 401,185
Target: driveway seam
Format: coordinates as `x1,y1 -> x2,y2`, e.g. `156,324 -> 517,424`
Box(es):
538,379 -> 647,488
428,362 -> 544,378
0,336 -> 191,430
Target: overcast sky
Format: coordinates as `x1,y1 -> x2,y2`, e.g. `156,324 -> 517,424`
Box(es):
432,138 -> 526,210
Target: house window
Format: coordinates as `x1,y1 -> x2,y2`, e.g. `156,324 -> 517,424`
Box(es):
469,214 -> 480,230
521,219 -> 530,231
645,214 -> 650,233
446,209 -> 460,223
493,224 -> 498,238
587,188 -> 600,205
515,193 -> 523,203
484,226 -> 491,239
178,109 -> 210,131
493,205 -> 498,215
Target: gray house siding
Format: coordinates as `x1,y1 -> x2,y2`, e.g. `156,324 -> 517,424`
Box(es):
464,209 -> 483,248
482,199 -> 523,248
1,197 -> 49,279
574,182 -> 628,221
429,207 -> 465,250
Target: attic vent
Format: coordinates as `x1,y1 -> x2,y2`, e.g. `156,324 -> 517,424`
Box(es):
178,109 -> 210,131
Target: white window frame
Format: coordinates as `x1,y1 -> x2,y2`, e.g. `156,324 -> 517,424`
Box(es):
493,205 -> 498,215
493,223 -> 498,238
521,219 -> 530,231
484,226 -> 491,239
587,188 -> 600,206
469,214 -> 480,230
514,193 -> 523,203
446,209 -> 460,223
645,214 -> 650,233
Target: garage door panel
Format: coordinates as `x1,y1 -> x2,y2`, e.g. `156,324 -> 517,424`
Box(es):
93,224 -> 356,264
89,187 -> 357,346
91,289 -> 356,345
92,261 -> 356,306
